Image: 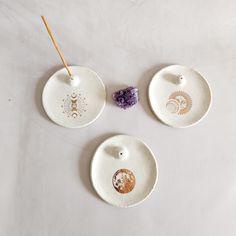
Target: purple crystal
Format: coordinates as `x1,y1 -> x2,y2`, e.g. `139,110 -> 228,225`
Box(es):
112,86 -> 139,109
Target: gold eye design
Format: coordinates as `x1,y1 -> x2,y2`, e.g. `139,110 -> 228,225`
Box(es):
166,91 -> 192,115
61,93 -> 88,118
112,169 -> 136,194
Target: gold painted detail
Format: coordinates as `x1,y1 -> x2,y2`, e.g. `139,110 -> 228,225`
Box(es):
112,169 -> 135,194
166,91 -> 192,115
61,93 -> 88,118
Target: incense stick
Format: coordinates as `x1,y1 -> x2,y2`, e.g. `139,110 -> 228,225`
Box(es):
41,16 -> 72,76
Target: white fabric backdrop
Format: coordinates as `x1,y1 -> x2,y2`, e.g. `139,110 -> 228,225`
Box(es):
0,0 -> 235,235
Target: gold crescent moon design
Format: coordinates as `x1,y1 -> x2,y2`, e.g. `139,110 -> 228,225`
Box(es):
167,91 -> 192,115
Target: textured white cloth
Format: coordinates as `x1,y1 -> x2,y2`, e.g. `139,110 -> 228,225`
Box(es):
0,0 -> 236,235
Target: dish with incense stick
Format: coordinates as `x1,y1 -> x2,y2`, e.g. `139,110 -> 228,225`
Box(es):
41,16 -> 106,128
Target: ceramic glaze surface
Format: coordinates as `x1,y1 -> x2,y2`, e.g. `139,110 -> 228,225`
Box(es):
42,66 -> 106,128
91,135 -> 158,207
149,65 -> 212,128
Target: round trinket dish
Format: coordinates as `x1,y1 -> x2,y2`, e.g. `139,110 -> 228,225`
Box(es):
42,66 -> 106,128
148,65 -> 212,128
90,135 -> 158,208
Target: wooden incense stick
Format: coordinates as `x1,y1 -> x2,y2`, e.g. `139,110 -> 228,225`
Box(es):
41,16 -> 72,76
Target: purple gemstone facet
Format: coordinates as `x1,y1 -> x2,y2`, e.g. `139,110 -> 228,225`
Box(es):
112,86 -> 139,109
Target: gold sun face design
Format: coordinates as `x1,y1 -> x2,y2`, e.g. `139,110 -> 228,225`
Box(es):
166,91 -> 192,115
61,93 -> 88,118
112,169 -> 136,194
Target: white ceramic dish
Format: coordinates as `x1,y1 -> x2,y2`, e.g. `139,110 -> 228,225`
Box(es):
148,65 -> 212,128
42,66 -> 106,128
90,135 -> 158,208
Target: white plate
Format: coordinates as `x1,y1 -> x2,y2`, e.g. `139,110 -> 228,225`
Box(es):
42,66 -> 106,128
90,135 -> 158,208
148,65 -> 212,128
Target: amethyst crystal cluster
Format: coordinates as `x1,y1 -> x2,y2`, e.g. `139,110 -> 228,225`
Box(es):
112,86 -> 139,109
